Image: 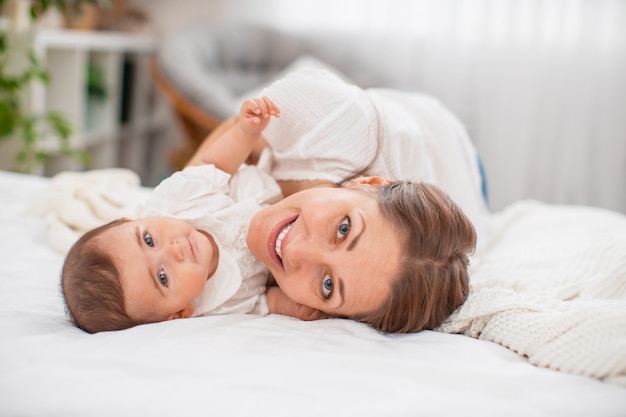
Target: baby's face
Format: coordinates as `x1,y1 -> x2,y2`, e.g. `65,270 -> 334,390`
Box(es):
98,217 -> 219,323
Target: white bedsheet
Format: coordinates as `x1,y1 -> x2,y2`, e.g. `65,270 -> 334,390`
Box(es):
1,170 -> 625,417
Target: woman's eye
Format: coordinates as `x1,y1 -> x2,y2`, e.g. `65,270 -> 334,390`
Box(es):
158,269 -> 168,287
322,274 -> 334,299
144,232 -> 154,247
337,216 -> 350,239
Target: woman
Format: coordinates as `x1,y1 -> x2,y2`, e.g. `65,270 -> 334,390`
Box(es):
186,69 -> 480,332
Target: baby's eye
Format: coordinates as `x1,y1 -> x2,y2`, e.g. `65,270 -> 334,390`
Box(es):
144,232 -> 154,247
158,269 -> 168,287
321,274 -> 334,299
337,216 -> 350,239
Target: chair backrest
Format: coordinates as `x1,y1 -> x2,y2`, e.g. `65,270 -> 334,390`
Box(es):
149,56 -> 220,169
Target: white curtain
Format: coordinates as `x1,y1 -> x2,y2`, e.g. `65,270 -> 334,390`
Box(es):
144,0 -> 626,213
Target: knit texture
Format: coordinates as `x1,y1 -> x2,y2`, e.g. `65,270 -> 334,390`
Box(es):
437,200 -> 626,386
26,168 -> 151,254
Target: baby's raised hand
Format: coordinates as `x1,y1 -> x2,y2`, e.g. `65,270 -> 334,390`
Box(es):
239,97 -> 280,136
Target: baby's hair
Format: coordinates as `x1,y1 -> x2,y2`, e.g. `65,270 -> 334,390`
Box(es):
61,219 -> 144,333
352,181 -> 475,333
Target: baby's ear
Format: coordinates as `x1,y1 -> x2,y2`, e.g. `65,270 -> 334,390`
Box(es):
169,304 -> 195,320
347,176 -> 393,188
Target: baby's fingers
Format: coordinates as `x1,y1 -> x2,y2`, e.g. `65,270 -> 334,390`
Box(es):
259,96 -> 280,117
249,97 -> 280,118
242,99 -> 262,116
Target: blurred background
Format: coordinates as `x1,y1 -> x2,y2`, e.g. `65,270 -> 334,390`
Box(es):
1,0 -> 624,214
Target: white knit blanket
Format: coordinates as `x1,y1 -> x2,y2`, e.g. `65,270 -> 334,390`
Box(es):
28,169 -> 151,254
437,200 -> 626,386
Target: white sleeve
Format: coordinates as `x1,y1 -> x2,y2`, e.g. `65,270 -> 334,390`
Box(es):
141,165 -> 233,218
228,164 -> 283,206
261,69 -> 380,183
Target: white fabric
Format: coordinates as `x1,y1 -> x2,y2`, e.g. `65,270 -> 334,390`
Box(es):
2,170 -> 626,416
261,68 -> 379,183
438,200 -> 626,385
236,54 -> 353,106
27,168 -> 152,254
141,164 -> 282,316
261,69 -> 491,245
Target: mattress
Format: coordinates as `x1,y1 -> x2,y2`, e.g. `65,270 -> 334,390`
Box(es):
0,169 -> 625,417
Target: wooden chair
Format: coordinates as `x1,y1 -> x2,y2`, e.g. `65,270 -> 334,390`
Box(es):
149,56 -> 222,170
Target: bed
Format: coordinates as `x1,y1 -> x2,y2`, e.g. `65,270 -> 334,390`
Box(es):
1,168 -> 625,417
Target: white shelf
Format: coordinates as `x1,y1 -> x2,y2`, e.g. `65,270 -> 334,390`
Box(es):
32,29 -> 156,52
6,28 -> 169,184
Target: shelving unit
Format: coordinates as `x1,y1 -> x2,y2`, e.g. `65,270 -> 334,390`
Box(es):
4,28 -> 174,186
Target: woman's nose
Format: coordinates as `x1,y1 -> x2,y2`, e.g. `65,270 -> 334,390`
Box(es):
285,233 -> 326,269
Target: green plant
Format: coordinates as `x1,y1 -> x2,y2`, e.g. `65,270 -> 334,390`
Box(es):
25,0 -> 103,20
86,62 -> 107,100
0,0 -> 102,172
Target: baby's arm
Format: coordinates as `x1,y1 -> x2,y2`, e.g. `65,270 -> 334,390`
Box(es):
197,97 -> 279,175
266,286 -> 327,321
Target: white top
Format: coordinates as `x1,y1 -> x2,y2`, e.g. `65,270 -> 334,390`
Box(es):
141,164 -> 282,316
261,68 -> 491,245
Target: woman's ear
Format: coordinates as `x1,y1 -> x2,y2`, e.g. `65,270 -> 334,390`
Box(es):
168,304 -> 195,320
347,176 -> 393,188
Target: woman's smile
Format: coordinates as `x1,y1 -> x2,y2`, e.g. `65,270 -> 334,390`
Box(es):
268,214 -> 298,268
274,222 -> 292,262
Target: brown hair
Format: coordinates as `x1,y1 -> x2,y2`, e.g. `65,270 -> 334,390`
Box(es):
61,219 -> 145,333
352,181 -> 475,333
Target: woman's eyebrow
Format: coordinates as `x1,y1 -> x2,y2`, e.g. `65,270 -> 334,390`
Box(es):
347,214 -> 365,251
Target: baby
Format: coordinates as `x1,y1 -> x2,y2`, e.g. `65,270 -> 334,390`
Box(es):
62,97 -> 302,333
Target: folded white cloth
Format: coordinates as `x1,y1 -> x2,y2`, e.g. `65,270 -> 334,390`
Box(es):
28,168 -> 151,254
437,201 -> 626,386
438,288 -> 626,385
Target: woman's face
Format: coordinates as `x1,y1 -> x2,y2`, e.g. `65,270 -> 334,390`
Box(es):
247,181 -> 403,317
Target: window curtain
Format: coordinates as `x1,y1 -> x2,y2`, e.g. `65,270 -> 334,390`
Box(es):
170,0 -> 626,212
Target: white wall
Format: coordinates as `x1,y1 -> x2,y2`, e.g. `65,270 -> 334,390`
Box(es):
134,0 -> 626,214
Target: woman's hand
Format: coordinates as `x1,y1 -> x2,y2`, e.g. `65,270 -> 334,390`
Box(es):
266,286 -> 328,321
293,302 -> 328,321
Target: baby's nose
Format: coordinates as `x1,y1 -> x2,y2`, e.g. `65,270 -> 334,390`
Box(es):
169,239 -> 184,262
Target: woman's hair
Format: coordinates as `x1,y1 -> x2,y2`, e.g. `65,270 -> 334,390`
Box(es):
352,181 -> 476,333
61,219 -> 145,333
